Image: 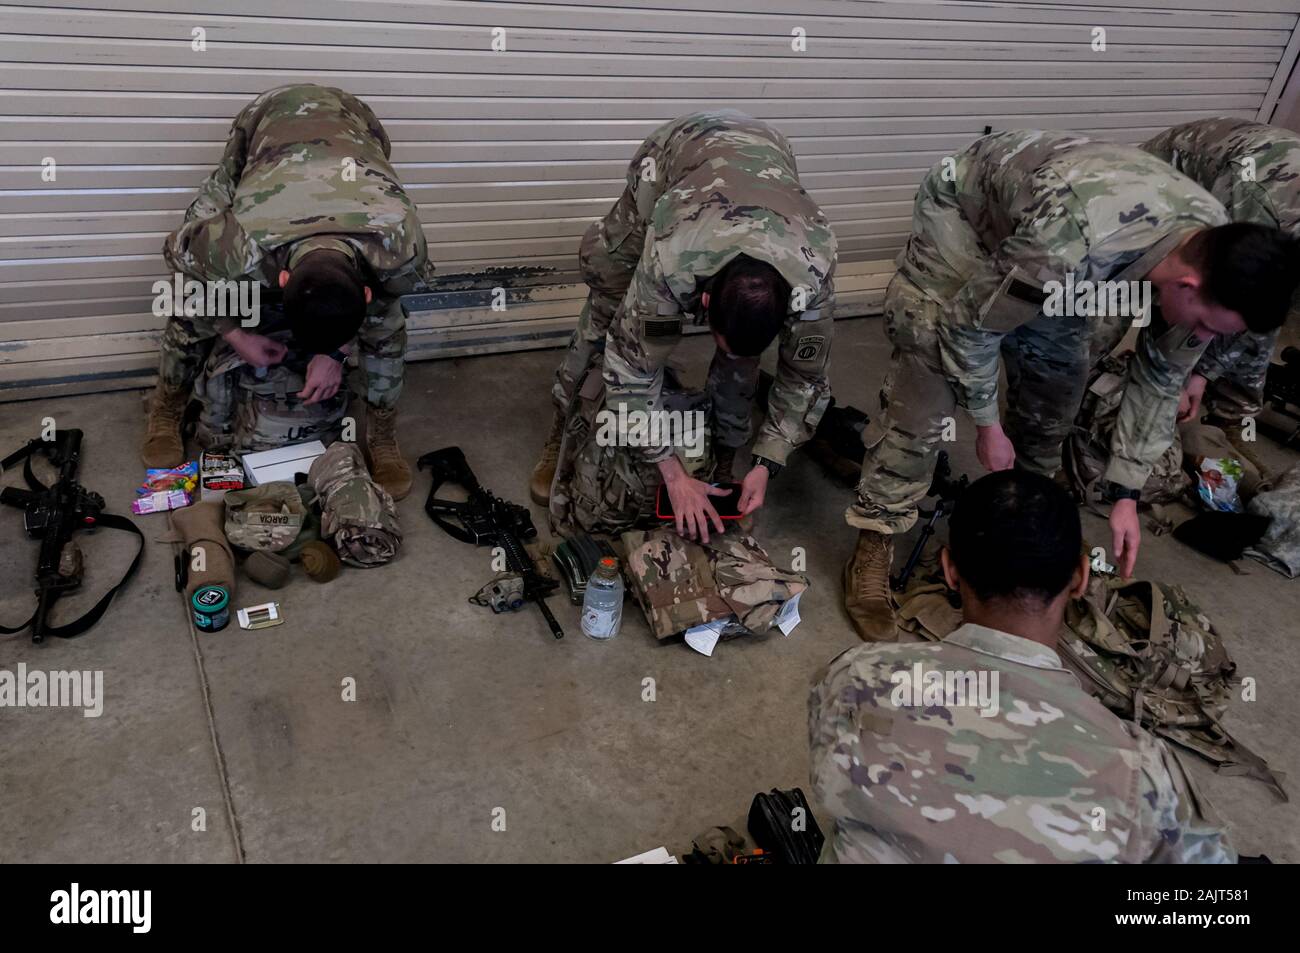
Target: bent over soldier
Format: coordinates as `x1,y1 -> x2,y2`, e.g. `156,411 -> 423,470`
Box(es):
1143,118 -> 1300,432
141,84 -> 435,499
844,130 -> 1297,640
531,110 -> 838,541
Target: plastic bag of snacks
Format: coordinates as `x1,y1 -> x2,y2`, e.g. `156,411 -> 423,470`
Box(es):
134,461 -> 198,514
1194,457 -> 1245,513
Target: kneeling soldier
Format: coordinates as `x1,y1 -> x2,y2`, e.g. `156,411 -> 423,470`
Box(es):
141,84 -> 434,500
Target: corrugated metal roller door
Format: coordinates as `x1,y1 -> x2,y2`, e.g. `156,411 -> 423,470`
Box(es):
3,0 -> 1299,400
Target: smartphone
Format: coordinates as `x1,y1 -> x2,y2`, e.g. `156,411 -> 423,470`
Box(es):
655,482 -> 744,520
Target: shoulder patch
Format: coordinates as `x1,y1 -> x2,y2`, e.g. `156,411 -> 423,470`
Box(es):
793,334 -> 827,362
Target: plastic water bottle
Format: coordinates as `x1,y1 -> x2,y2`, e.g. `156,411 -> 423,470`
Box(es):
581,557 -> 623,641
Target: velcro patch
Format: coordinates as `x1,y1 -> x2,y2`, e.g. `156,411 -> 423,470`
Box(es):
243,512 -> 303,528
1007,277 -> 1049,305
793,334 -> 827,362
643,316 -> 682,339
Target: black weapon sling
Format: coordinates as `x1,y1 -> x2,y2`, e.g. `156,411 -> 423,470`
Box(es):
0,440 -> 145,639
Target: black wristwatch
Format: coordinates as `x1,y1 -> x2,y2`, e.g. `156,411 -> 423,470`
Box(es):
1098,479 -> 1141,504
752,455 -> 783,480
327,349 -> 348,365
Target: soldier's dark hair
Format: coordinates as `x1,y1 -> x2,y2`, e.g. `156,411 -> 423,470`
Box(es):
948,470 -> 1082,606
1182,223 -> 1300,333
707,254 -> 791,357
284,249 -> 367,354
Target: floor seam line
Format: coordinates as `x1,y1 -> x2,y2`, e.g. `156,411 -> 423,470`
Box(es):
182,581 -> 247,864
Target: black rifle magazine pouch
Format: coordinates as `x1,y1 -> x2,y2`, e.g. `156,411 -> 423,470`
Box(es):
747,787 -> 824,864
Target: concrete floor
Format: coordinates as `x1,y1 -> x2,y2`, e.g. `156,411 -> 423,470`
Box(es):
1,317 -> 1297,863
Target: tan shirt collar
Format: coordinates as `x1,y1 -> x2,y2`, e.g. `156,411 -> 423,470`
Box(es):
945,622 -> 1065,671
286,236 -> 358,271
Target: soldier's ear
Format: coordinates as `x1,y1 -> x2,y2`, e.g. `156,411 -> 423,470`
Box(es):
701,291 -> 710,309
364,286 -> 373,304
279,269 -> 290,289
939,547 -> 961,591
1071,553 -> 1091,600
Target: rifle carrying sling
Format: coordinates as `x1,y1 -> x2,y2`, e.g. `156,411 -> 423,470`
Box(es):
0,438 -> 144,640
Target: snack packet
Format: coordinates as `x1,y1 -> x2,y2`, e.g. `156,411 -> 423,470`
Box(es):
1195,456 -> 1245,513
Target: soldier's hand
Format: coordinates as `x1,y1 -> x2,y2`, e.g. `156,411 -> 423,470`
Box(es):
663,473 -> 728,543
1109,499 -> 1141,578
1178,373 -> 1208,423
300,354 -> 344,406
975,423 -> 1016,472
224,328 -> 287,369
737,465 -> 768,516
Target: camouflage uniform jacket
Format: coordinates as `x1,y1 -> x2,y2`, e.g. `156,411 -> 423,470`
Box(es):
911,129 -> 1226,490
602,111 -> 839,465
1143,118 -> 1300,397
162,84 -> 434,336
809,624 -> 1236,864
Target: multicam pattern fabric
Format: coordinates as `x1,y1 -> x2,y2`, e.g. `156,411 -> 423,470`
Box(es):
808,623 -> 1236,863
849,130 -> 1225,533
1144,118 -> 1300,423
308,441 -> 401,567
621,527 -> 807,640
159,84 -> 434,409
223,481 -> 309,553
193,328 -> 347,453
1245,462 -> 1300,577
552,110 -> 838,467
549,361 -> 713,537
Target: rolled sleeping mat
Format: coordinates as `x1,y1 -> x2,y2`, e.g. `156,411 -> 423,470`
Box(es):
162,500 -> 237,600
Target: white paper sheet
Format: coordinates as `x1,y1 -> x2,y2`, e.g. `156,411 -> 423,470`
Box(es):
774,591 -> 803,636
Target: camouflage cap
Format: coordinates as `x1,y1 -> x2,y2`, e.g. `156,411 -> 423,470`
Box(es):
224,481 -> 308,552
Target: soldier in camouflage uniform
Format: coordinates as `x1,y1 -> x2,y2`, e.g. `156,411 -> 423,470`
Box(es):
1143,118 -> 1300,428
844,129 -> 1297,640
530,111 -> 838,539
812,470 -> 1235,863
141,84 -> 436,500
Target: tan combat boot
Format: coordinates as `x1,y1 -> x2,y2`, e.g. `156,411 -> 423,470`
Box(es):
843,529 -> 897,642
140,381 -> 190,467
529,410 -> 565,507
365,405 -> 412,501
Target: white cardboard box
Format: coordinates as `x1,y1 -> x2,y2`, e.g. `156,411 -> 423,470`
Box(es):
242,440 -> 327,486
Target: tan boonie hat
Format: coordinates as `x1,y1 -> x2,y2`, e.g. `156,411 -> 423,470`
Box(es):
224,481 -> 307,552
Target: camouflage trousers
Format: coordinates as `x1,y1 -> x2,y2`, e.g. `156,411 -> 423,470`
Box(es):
846,275 -> 1088,534
156,295 -> 407,409
1201,325 -> 1282,424
549,360 -> 713,537
551,219 -> 760,451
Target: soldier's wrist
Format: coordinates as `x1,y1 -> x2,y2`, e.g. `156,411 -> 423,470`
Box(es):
751,455 -> 782,480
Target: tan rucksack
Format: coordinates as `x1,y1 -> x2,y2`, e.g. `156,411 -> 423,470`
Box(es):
894,563 -> 1285,799
194,331 -> 347,454
1064,353 -> 1191,505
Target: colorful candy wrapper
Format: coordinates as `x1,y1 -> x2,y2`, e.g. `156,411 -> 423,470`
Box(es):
1195,457 -> 1245,513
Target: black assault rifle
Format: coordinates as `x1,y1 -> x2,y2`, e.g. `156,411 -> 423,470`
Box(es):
891,450 -> 969,592
1,429 -> 144,643
417,446 -> 564,640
